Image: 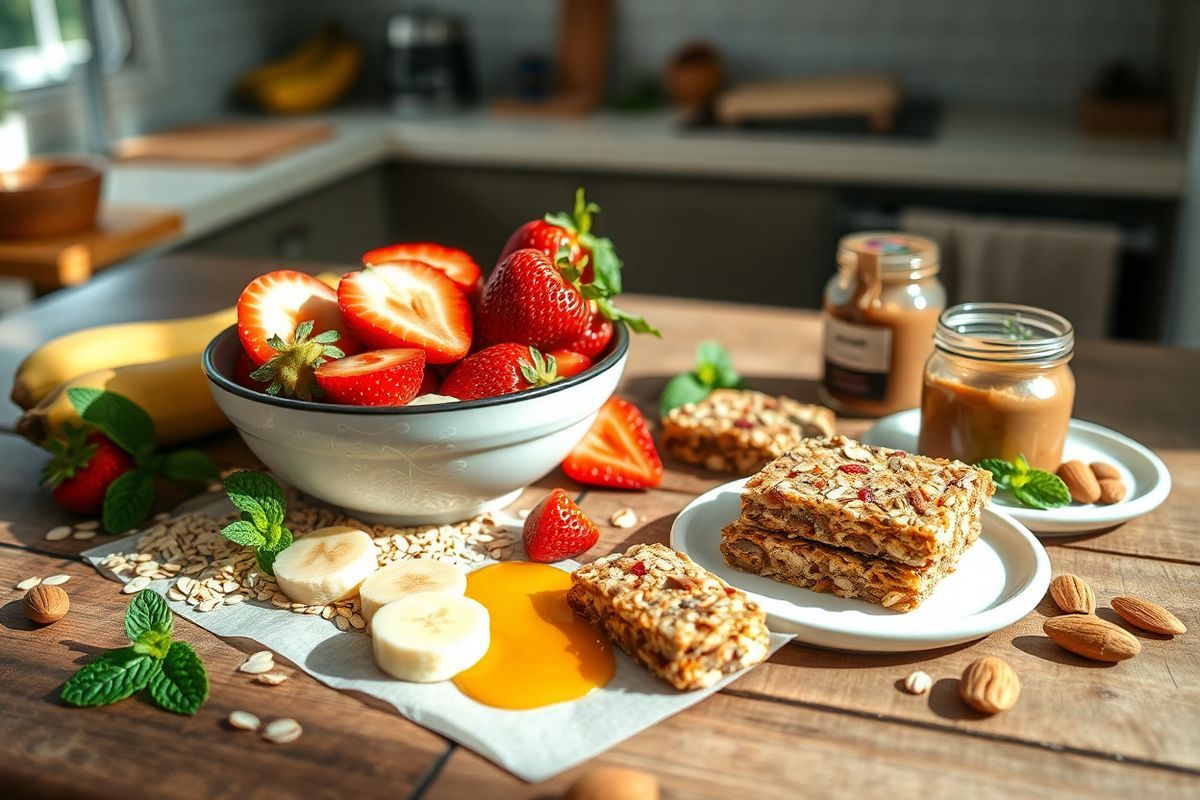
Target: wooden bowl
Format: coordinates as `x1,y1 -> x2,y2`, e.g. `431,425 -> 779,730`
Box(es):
665,41 -> 724,108
0,159 -> 103,239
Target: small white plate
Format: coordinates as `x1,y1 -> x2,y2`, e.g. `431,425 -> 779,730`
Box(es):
860,409 -> 1172,535
670,478 -> 1050,653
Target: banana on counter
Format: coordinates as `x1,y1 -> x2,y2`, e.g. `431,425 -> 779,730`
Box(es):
237,25 -> 363,115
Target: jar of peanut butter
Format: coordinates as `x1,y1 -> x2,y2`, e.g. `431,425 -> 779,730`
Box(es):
919,303 -> 1075,471
820,232 -> 945,417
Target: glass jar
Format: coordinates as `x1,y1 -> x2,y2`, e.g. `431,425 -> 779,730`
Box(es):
919,303 -> 1075,471
820,232 -> 945,417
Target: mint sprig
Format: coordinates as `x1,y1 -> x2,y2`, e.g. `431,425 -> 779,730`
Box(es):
659,341 -> 745,417
61,589 -> 209,715
977,455 -> 1071,510
219,470 -> 293,575
64,388 -> 218,533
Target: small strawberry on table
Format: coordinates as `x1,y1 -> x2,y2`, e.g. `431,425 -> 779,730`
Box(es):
563,397 -> 663,490
523,488 -> 600,562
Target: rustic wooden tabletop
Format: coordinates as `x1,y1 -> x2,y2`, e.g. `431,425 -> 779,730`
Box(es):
0,255 -> 1196,799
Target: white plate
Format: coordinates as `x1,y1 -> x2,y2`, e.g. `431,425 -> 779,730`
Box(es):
670,478 -> 1050,653
860,409 -> 1172,535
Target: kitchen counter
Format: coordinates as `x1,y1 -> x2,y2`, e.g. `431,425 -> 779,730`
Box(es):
103,106 -> 1187,249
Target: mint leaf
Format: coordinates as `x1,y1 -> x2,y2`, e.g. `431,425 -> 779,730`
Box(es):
148,642 -> 209,715
593,297 -> 661,336
67,388 -> 156,463
256,526 -> 293,576
124,588 -> 173,641
132,629 -> 173,660
220,519 -> 266,548
61,647 -> 161,708
695,341 -> 740,388
660,373 -> 712,417
157,449 -> 218,483
1013,470 -> 1072,510
223,471 -> 286,530
977,458 -> 1015,489
101,469 -> 155,534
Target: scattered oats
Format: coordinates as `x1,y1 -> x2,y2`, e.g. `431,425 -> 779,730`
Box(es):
262,718 -> 302,744
228,710 -> 261,731
256,672 -> 289,686
154,512 -> 171,522
518,508 -> 531,519
349,613 -> 366,630
123,576 -> 151,593
16,577 -> 41,591
321,607 -> 336,620
72,530 -> 97,540
904,670 -> 933,695
45,526 -> 72,541
245,650 -> 274,665
167,585 -> 187,601
334,615 -> 350,632
75,520 -> 100,531
609,507 -> 638,528
42,574 -> 70,586
206,481 -> 222,493
197,598 -> 222,612
224,593 -> 246,605
239,659 -> 275,674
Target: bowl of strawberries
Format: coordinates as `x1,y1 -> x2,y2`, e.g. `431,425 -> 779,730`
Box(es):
203,190 -> 661,524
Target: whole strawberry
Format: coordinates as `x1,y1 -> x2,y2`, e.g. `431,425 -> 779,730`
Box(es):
561,313 -> 613,359
476,249 -> 591,349
523,488 -> 599,562
498,188 -> 602,282
441,343 -> 560,401
42,425 -> 135,514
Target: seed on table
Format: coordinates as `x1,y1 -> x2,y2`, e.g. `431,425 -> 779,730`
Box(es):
75,520 -> 100,531
228,710 -> 261,731
16,577 -> 41,591
903,670 -> 932,695
45,526 -> 72,541
262,718 -> 303,744
335,615 -> 350,631
224,594 -> 246,605
245,650 -> 274,665
42,575 -> 70,586
239,659 -> 275,674
349,614 -> 366,629
256,672 -> 289,686
72,530 -> 97,540
123,576 -> 151,593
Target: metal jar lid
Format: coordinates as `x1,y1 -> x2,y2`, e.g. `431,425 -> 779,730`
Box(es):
837,232 -> 940,280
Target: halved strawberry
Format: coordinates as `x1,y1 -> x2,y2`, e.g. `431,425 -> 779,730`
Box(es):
562,397 -> 663,489
338,263 -> 473,364
547,349 -> 591,378
523,488 -> 599,562
440,343 -> 559,401
560,314 -> 613,359
362,242 -> 483,300
237,270 -> 360,366
314,348 -> 426,406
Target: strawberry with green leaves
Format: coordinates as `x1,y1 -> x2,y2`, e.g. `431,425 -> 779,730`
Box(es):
440,343 -> 561,401
237,269 -> 359,366
43,424 -> 135,514
498,188 -> 614,285
523,488 -> 600,562
249,319 -> 348,401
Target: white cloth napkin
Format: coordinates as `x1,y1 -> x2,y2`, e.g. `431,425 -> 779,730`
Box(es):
83,493 -> 790,782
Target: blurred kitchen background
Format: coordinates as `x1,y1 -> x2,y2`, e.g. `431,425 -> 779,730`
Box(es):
2,0 -> 1200,345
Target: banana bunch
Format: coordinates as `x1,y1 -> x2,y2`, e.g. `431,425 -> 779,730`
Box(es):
238,27 -> 363,115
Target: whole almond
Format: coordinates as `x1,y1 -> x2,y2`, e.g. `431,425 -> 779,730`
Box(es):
1048,574 -> 1096,614
1043,615 -> 1141,662
1089,461 -> 1121,481
23,584 -> 69,624
1111,596 -> 1186,635
565,767 -> 660,800
1057,460 -> 1101,504
1097,479 -> 1127,505
959,657 -> 1020,714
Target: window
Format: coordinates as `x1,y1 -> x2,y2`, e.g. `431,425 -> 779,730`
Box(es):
0,0 -> 131,91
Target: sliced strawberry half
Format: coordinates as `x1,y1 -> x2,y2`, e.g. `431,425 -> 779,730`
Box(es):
362,242 -> 483,300
237,270 -> 360,366
338,263 -> 473,364
562,397 -> 663,489
523,488 -> 599,562
547,349 -> 592,378
314,348 -> 426,406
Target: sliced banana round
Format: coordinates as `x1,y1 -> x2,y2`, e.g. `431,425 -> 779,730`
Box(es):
360,560 -> 468,624
371,591 -> 490,683
272,526 -> 378,606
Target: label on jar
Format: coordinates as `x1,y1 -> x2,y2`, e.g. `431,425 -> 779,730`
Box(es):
822,315 -> 892,401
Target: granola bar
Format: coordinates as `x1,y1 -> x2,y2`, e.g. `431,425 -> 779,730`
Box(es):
661,389 -> 836,475
741,436 -> 993,567
567,542 -> 770,690
720,519 -> 962,612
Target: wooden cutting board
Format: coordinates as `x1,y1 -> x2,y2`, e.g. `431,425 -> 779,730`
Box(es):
0,205 -> 182,290
715,74 -> 901,132
114,122 -> 335,166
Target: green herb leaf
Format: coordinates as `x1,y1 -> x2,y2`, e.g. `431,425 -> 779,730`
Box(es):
132,629 -> 173,660
1013,469 -> 1072,510
147,642 -> 209,715
659,373 -> 713,417
67,388 -> 156,463
220,519 -> 267,548
61,647 -> 162,708
593,297 -> 661,336
101,469 -> 155,534
976,458 -> 1015,489
695,341 -> 740,388
223,471 -> 286,530
256,526 -> 293,576
124,588 -> 173,641
156,449 -> 218,483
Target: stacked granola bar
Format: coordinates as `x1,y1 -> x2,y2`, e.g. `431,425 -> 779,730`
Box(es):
720,436 -> 994,612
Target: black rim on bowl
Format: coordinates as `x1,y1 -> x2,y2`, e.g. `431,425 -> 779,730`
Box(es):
202,322 -> 630,414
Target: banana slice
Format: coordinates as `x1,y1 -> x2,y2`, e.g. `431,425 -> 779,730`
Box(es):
359,559 -> 467,624
371,591 -> 490,682
272,526 -> 378,606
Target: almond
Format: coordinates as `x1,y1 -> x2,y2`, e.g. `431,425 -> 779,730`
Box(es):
1048,574 -> 1096,614
1111,596 -> 1186,635
1097,479 -> 1126,505
1089,461 -> 1121,481
959,656 -> 1020,714
1043,615 -> 1141,662
1057,460 -> 1101,504
23,584 -> 69,624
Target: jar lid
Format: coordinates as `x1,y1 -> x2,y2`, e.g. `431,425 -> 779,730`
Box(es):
837,232 -> 939,279
935,302 -> 1074,364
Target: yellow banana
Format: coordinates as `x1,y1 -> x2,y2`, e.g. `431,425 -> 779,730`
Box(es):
255,42 -> 363,115
17,354 -> 230,448
236,32 -> 333,94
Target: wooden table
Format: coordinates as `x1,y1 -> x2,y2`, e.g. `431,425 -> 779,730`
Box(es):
1,254 -> 1197,799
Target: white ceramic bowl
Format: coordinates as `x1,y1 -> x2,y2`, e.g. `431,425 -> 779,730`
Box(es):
203,326 -> 627,525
